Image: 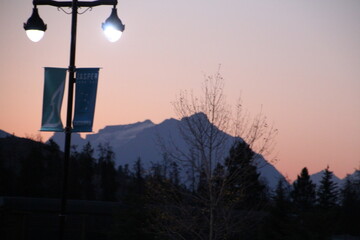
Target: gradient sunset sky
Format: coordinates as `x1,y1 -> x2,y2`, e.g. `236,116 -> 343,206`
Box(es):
1,0 -> 359,181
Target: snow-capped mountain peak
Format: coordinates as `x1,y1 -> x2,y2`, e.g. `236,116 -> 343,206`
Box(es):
86,120 -> 155,146
48,114 -> 286,190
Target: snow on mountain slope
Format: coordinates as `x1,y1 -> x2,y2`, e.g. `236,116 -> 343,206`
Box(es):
50,132 -> 86,152
253,154 -> 287,190
49,115 -> 286,190
85,120 -> 155,150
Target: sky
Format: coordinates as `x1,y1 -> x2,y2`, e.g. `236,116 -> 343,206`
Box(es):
0,0 -> 359,181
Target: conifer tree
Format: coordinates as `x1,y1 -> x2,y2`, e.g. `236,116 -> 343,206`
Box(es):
77,142 -> 96,199
340,172 -> 360,235
258,179 -> 299,240
97,143 -> 117,201
133,157 -> 145,194
112,159 -> 155,240
341,177 -> 359,209
224,140 -> 266,209
291,167 -> 316,210
273,178 -> 290,213
341,170 -> 360,212
317,166 -> 338,208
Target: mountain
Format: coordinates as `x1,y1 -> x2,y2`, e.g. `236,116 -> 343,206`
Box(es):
0,129 -> 11,138
50,132 -> 85,151
343,170 -> 360,183
49,114 -> 287,190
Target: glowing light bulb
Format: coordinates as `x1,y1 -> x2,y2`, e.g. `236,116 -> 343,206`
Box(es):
24,7 -> 47,42
26,29 -> 45,42
103,25 -> 122,42
102,7 -> 125,42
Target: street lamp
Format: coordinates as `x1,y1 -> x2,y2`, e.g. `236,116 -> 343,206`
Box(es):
23,6 -> 47,42
102,7 -> 125,42
24,1 -> 124,239
24,1 -> 125,42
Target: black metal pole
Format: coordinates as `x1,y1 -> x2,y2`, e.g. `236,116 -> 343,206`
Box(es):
26,0 -> 122,238
59,0 -> 77,239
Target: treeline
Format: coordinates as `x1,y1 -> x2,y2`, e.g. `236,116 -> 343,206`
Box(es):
0,136 -> 360,239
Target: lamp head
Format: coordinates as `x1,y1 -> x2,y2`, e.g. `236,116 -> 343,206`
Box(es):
24,6 -> 47,42
102,7 -> 125,42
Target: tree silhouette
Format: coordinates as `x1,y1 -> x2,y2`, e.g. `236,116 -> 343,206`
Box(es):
97,143 -> 117,201
112,158 -> 154,240
224,140 -> 267,210
317,166 -> 338,208
273,178 -> 291,214
72,142 -> 96,200
18,146 -> 46,197
340,171 -> 360,236
291,167 -> 316,211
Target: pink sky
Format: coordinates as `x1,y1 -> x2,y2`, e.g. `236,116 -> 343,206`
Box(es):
1,0 -> 359,181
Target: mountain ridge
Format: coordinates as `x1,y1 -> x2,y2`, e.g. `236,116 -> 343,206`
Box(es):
0,125 -> 356,189
0,129 -> 11,138
48,114 -> 286,190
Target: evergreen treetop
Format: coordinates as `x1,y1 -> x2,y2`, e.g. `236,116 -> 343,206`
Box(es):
317,166 -> 338,208
291,167 -> 316,211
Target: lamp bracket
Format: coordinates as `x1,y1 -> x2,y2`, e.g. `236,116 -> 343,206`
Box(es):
33,0 -> 118,8
57,7 -> 72,14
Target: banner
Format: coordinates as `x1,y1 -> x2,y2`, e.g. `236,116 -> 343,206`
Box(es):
40,67 -> 67,132
72,68 -> 100,132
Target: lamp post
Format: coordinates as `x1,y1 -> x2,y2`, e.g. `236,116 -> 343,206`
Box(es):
24,1 -> 124,239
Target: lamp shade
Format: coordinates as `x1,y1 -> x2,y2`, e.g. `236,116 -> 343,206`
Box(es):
24,7 -> 47,42
102,7 -> 125,42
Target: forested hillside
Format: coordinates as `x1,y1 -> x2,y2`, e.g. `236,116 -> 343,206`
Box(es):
1,135 -> 359,239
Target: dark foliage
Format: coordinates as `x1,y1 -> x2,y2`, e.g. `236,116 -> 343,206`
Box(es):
317,166 -> 339,208
338,171 -> 360,236
224,140 -> 268,210
1,135 -> 360,239
0,136 -> 62,198
291,167 -> 316,211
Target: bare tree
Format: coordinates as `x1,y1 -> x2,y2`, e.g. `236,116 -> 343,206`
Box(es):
151,69 -> 277,240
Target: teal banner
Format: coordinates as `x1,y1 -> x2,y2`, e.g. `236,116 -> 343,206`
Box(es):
73,68 -> 100,132
40,67 -> 67,132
